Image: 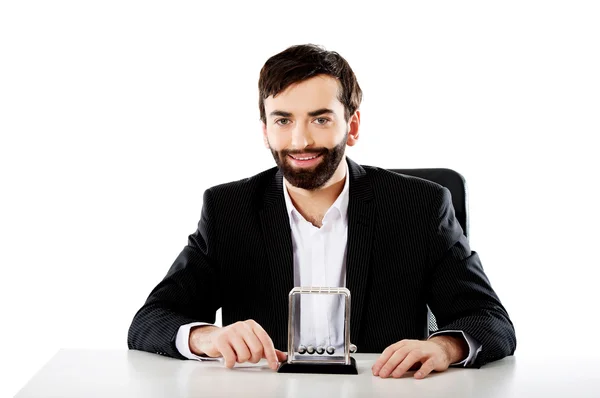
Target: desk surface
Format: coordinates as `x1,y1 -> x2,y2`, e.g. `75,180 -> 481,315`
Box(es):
15,349 -> 600,398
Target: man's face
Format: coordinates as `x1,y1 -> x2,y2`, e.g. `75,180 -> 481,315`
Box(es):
262,75 -> 358,190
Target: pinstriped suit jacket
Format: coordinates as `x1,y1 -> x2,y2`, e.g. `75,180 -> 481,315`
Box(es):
127,158 -> 516,367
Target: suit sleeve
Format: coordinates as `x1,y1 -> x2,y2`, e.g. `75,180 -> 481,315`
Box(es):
425,187 -> 516,368
127,189 -> 221,359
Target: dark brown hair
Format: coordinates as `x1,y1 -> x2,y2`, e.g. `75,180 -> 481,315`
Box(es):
258,44 -> 362,123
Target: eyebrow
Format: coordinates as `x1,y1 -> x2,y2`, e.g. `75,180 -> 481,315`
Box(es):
269,108 -> 335,118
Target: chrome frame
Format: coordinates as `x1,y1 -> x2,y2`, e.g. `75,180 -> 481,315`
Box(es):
286,287 -> 352,365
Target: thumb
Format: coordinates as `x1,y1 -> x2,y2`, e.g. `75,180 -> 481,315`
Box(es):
275,349 -> 288,362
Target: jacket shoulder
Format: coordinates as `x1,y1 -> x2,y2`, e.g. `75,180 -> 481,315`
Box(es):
361,165 -> 446,197
203,167 -> 278,208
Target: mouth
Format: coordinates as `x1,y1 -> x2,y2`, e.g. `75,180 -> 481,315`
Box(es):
287,152 -> 323,167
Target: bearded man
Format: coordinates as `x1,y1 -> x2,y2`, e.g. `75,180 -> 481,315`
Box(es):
128,44 -> 516,379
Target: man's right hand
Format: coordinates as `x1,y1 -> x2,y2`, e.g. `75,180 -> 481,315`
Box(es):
189,320 -> 287,370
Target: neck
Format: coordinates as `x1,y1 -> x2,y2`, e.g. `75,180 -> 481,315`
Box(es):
284,157 -> 347,227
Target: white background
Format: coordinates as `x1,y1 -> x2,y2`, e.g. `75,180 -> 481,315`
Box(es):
1,1 -> 599,396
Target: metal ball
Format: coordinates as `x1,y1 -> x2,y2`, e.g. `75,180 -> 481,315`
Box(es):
316,346 -> 325,355
349,344 -> 357,353
298,345 -> 307,354
306,345 -> 315,354
326,346 -> 335,355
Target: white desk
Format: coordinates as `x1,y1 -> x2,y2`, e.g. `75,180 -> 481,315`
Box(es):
15,349 -> 600,397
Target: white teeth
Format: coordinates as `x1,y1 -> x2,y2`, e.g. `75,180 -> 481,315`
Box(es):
293,155 -> 318,160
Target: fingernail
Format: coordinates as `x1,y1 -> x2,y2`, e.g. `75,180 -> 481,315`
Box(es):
415,371 -> 422,378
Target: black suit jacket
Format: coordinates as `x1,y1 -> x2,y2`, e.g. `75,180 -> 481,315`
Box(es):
128,158 -> 516,367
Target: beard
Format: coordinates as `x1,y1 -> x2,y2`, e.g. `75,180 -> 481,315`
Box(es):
269,131 -> 348,190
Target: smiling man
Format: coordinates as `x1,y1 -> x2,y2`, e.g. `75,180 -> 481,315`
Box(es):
128,44 -> 516,379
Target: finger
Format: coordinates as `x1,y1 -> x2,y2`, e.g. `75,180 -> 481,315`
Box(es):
372,341 -> 406,376
415,358 -> 436,379
214,338 -> 237,369
238,323 -> 265,364
251,322 -> 279,370
275,349 -> 288,363
377,348 -> 411,378
229,333 -> 252,364
391,350 -> 426,378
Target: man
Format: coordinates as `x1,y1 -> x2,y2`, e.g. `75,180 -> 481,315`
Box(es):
128,44 -> 516,379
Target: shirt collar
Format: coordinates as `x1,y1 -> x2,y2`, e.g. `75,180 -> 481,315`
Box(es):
283,161 -> 350,225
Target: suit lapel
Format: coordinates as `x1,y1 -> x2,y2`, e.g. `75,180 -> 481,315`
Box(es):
259,170 -> 294,344
345,158 -> 374,344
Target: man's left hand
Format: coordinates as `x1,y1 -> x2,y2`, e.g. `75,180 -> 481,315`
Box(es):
371,336 -> 468,379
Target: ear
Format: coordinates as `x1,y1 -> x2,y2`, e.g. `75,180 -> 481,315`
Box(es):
262,121 -> 270,149
346,110 -> 360,147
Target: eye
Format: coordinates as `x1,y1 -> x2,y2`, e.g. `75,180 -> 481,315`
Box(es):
275,118 -> 291,126
314,117 -> 330,125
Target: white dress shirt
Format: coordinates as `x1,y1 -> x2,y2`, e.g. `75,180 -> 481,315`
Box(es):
286,163 -> 350,353
176,162 -> 481,365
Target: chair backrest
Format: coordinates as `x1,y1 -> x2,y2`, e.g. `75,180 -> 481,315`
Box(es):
389,168 -> 469,239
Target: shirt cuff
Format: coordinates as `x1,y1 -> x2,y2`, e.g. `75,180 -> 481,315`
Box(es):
175,322 -> 220,361
428,330 -> 482,367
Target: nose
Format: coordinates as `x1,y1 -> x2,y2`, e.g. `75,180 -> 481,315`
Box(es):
290,121 -> 315,149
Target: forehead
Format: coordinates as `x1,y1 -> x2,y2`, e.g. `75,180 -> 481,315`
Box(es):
264,75 -> 344,115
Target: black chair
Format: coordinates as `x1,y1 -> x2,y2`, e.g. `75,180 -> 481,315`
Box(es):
389,168 -> 469,333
